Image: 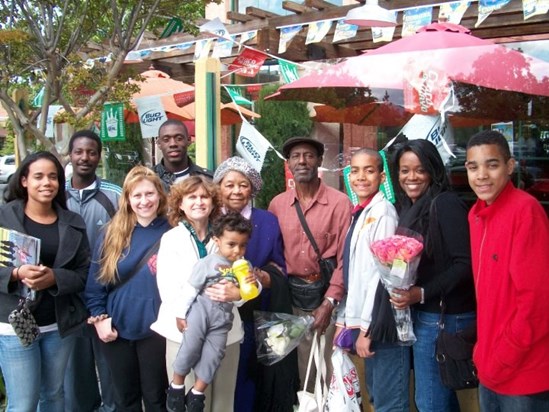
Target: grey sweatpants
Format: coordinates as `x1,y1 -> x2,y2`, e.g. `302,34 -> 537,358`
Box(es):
173,294 -> 234,384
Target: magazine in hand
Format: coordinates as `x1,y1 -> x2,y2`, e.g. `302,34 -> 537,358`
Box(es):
0,227 -> 41,299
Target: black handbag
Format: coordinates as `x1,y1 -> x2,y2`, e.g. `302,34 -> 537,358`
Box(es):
288,202 -> 336,311
8,295 -> 40,347
435,301 -> 478,390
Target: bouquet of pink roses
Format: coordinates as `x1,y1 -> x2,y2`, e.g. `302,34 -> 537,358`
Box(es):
370,230 -> 423,344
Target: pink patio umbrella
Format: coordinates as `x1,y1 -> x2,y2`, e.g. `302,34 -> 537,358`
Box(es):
270,23 -> 549,121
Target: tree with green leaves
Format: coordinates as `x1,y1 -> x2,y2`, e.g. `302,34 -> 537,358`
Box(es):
254,84 -> 313,209
0,0 -> 215,160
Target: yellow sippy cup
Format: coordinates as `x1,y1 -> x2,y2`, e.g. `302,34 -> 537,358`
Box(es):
232,259 -> 259,300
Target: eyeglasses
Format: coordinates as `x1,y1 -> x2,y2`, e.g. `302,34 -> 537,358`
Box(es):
158,134 -> 187,144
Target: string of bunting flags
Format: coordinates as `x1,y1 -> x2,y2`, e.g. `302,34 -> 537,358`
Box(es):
110,0 -> 548,71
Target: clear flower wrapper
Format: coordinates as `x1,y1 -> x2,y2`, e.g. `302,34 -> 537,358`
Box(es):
370,228 -> 424,345
254,311 -> 314,366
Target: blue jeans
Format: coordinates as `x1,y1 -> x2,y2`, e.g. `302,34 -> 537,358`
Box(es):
479,384 -> 549,412
0,330 -> 75,412
365,341 -> 411,412
412,310 -> 476,412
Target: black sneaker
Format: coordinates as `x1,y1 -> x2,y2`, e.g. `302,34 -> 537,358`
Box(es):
166,385 -> 186,412
185,390 -> 206,412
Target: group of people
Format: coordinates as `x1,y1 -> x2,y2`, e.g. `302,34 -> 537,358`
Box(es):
0,118 -> 547,412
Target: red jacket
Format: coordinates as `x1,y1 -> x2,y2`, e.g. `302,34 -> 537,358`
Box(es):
469,181 -> 549,395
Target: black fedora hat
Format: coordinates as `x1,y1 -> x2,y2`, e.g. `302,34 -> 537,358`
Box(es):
282,137 -> 325,159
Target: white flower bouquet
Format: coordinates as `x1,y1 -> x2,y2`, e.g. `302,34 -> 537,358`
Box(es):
254,311 -> 314,365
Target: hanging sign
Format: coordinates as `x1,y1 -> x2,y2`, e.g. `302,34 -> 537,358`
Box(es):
100,102 -> 125,141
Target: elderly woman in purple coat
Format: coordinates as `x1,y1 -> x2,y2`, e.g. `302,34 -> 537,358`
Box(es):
209,156 -> 297,412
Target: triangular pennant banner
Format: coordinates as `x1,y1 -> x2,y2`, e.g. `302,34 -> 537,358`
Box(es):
100,102 -> 125,141
135,96 -> 168,138
402,7 -> 433,37
279,60 -> 299,84
236,122 -> 272,172
305,20 -> 332,45
228,48 -> 267,77
278,25 -> 302,54
225,86 -> 253,106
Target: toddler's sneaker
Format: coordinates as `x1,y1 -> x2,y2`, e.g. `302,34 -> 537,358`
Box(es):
185,390 -> 206,412
166,385 -> 186,412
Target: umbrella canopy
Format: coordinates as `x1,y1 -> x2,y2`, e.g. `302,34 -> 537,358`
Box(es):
272,23 -> 549,120
312,102 -> 412,126
130,69 -> 195,119
128,70 -> 259,125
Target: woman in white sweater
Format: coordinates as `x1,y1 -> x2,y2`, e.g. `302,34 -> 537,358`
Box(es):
151,175 -> 244,412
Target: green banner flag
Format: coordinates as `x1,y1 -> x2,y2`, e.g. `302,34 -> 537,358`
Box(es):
100,102 -> 125,141
379,150 -> 396,204
225,86 -> 252,106
279,60 -> 299,84
160,17 -> 184,39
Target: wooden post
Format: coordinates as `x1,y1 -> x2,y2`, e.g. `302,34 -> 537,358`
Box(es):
195,58 -> 221,170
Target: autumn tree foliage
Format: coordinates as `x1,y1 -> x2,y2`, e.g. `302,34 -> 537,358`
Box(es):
0,0 -> 214,159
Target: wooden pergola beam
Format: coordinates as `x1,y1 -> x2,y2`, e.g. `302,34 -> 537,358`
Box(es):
227,11 -> 255,23
305,0 -> 338,10
283,1 -> 315,14
246,7 -> 279,19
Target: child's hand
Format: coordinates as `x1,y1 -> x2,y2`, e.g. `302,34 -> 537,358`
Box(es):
176,317 -> 187,332
253,267 -> 271,288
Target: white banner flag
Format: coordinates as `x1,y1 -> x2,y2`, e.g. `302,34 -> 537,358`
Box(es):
305,20 -> 332,44
523,0 -> 549,20
37,105 -> 62,138
193,38 -> 213,61
397,114 -> 455,164
278,25 -> 302,54
236,122 -> 273,172
199,17 -> 229,38
134,96 -> 168,138
333,19 -> 358,43
439,1 -> 470,24
212,36 -> 235,58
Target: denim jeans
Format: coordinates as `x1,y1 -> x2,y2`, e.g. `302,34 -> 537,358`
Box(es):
0,330 -> 75,412
412,310 -> 476,412
365,341 -> 412,412
479,384 -> 549,412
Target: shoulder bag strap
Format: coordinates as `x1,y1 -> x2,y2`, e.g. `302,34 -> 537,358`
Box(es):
93,190 -> 117,219
110,238 -> 161,291
65,189 -> 117,218
294,201 -> 322,260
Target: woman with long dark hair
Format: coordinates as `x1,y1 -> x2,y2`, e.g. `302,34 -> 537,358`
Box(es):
0,151 -> 90,411
390,140 -> 476,412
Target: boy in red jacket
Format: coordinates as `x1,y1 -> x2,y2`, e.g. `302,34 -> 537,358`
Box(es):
465,130 -> 549,411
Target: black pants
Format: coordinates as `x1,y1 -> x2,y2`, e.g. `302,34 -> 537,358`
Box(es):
100,332 -> 168,412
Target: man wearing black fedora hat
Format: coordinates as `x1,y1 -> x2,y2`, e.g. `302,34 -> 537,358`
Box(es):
269,136 -> 352,392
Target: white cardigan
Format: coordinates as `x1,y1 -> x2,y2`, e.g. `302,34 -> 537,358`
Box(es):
336,192 -> 398,332
151,222 -> 244,345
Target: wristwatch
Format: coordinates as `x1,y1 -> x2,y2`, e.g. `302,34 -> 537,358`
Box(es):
325,297 -> 339,307
420,288 -> 425,304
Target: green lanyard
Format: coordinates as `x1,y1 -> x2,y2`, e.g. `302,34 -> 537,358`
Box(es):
181,220 -> 210,259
